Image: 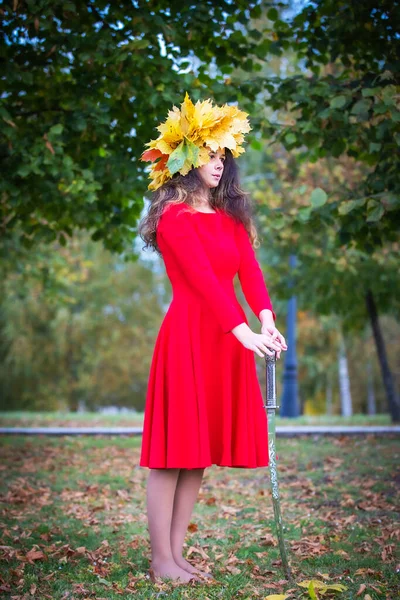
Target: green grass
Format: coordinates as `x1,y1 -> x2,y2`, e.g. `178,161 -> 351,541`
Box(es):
0,434 -> 398,599
0,411 -> 394,428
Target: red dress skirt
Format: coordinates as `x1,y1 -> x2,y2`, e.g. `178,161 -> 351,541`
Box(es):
139,202 -> 276,469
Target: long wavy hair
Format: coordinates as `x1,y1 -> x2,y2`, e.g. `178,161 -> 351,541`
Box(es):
138,148 -> 261,256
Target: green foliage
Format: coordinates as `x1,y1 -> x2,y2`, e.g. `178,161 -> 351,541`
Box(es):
3,1 -> 397,257
0,231 -> 166,411
259,0 -> 400,251
2,0 -> 399,415
310,188 -> 328,208
0,0 -> 266,253
244,143 -> 400,334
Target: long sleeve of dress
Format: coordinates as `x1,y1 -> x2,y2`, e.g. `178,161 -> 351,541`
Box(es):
158,206 -> 246,334
236,221 -> 277,322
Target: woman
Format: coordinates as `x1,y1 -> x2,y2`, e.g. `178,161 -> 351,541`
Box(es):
138,93 -> 287,584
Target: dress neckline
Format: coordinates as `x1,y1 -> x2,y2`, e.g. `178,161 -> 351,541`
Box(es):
190,206 -> 220,215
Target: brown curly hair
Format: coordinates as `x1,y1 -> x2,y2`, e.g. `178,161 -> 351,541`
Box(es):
137,148 -> 261,256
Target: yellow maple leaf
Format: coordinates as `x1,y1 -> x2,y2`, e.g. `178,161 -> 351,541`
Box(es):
156,108 -> 183,145
153,139 -> 176,155
148,168 -> 171,190
298,579 -> 347,595
203,128 -> 237,151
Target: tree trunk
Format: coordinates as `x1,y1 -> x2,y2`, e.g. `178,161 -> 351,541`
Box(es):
65,317 -> 79,412
367,361 -> 376,416
326,372 -> 333,416
338,332 -> 352,417
365,289 -> 400,422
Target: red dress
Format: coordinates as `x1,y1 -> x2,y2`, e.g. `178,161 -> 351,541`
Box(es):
139,202 -> 276,470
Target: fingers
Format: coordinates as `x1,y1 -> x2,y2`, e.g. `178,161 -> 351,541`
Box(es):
277,333 -> 287,348
262,345 -> 281,359
254,349 -> 273,358
250,331 -> 286,358
253,344 -> 278,359
262,345 -> 275,357
262,330 -> 287,351
261,337 -> 281,352
272,330 -> 288,349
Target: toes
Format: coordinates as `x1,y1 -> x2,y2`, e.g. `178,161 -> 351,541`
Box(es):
181,573 -> 201,583
148,565 -> 201,584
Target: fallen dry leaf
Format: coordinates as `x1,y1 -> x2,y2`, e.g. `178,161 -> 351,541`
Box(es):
356,583 -> 366,596
186,545 -> 210,560
25,549 -> 45,563
226,565 -> 241,575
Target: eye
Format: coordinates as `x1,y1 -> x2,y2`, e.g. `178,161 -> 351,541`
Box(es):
209,152 -> 225,162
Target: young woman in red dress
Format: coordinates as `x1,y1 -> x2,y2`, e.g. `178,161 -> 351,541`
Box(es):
138,94 -> 287,584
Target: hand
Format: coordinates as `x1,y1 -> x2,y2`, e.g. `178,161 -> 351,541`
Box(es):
260,322 -> 287,359
231,323 -> 283,358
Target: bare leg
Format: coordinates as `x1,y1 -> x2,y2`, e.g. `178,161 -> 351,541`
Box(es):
170,468 -> 211,576
146,468 -> 199,582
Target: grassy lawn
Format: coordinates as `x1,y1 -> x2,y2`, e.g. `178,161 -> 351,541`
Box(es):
0,411 -> 394,428
0,434 -> 398,599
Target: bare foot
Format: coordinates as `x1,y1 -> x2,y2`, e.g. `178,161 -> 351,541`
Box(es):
149,559 -> 200,583
173,555 -> 214,579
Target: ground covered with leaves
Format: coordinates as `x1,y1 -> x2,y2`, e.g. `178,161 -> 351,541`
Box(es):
0,434 -> 398,599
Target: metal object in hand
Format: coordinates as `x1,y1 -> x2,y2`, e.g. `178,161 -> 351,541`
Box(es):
264,350 -> 293,581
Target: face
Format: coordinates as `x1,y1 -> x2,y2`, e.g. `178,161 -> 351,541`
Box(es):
197,147 -> 226,188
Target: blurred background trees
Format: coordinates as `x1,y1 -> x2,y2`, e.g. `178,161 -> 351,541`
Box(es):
0,232 -> 168,411
1,1 -> 399,417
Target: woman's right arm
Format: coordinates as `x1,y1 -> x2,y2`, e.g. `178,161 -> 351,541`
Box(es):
158,205 -> 282,357
158,205 -> 245,334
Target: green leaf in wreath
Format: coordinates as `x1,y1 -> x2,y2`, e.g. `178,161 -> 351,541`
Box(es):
185,138 -> 200,167
167,138 -> 200,175
167,140 -> 186,174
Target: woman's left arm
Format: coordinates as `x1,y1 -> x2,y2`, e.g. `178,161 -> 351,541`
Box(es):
236,221 -> 287,356
236,220 -> 276,323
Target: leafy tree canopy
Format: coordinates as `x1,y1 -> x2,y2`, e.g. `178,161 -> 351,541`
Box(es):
1,1 -> 399,255
0,0 -> 265,253
262,0 -> 400,251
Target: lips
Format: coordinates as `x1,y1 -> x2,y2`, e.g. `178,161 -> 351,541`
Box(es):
212,174 -> 221,179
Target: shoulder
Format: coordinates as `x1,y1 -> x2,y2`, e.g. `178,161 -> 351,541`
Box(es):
158,202 -> 195,232
231,216 -> 247,235
233,219 -> 253,248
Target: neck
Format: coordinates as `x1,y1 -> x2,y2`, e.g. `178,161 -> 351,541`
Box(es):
195,192 -> 211,205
